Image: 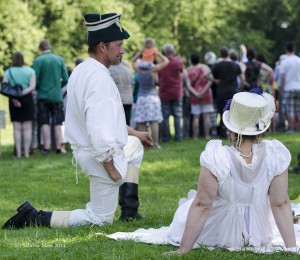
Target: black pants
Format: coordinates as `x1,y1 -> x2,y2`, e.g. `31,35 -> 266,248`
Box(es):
123,104 -> 132,126
216,97 -> 232,138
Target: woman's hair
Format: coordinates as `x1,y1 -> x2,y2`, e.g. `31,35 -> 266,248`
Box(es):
256,53 -> 266,63
12,51 -> 25,67
228,130 -> 259,147
190,54 -> 200,65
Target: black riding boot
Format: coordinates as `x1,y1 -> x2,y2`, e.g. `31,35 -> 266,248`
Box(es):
119,183 -> 142,221
2,201 -> 52,229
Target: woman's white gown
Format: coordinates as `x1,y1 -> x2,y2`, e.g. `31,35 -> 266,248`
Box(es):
107,140 -> 300,253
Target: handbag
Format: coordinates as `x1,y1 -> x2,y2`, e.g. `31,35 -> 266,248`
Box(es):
0,69 -> 23,98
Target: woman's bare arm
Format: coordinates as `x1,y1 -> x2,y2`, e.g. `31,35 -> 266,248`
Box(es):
178,167 -> 218,253
269,169 -> 296,248
152,52 -> 169,72
22,74 -> 36,95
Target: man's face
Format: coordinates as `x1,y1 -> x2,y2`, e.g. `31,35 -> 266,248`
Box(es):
105,40 -> 124,66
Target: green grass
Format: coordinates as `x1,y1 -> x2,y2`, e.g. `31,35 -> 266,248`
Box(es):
0,95 -> 300,259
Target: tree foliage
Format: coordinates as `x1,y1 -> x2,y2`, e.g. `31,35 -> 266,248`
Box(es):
0,0 -> 299,75
0,0 -> 44,74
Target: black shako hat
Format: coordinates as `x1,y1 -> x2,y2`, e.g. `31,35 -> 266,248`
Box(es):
84,13 -> 130,46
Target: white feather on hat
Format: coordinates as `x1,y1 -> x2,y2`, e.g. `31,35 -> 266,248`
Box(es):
222,92 -> 275,136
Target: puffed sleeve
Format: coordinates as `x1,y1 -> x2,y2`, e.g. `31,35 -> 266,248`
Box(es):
200,140 -> 230,184
265,140 -> 291,178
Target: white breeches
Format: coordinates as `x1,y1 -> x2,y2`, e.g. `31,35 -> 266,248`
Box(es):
67,136 -> 143,227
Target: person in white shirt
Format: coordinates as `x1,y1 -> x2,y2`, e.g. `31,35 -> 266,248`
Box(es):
280,42 -> 300,134
2,12 -> 153,230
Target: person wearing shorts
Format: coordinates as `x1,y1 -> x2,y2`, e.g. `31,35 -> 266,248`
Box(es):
281,91 -> 300,132
280,41 -> 300,134
33,40 -> 69,155
37,101 -> 65,153
187,54 -> 214,139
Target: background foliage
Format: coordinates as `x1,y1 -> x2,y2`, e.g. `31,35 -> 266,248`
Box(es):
0,0 -> 300,74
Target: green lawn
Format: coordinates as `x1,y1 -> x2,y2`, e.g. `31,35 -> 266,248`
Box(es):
0,96 -> 299,259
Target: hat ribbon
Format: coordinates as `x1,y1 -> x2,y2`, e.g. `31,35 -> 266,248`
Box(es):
257,112 -> 273,131
87,17 -> 121,31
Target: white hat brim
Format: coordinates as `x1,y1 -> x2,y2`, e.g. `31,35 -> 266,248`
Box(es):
222,111 -> 271,136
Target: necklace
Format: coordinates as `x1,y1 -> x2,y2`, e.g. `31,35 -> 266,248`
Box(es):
239,151 -> 252,158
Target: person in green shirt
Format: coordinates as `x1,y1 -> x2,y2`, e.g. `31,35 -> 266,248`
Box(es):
2,51 -> 36,158
33,40 -> 69,155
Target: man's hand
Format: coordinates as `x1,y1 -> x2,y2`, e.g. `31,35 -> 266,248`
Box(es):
127,126 -> 153,148
136,131 -> 153,149
103,160 -> 122,181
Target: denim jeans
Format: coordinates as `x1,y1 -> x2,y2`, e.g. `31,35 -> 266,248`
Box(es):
182,96 -> 191,138
161,99 -> 183,142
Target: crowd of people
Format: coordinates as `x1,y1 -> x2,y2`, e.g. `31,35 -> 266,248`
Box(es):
2,40 -> 69,158
2,36 -> 300,156
106,40 -> 300,149
1,11 -> 299,254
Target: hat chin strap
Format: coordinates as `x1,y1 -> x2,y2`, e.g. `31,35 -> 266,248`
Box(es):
236,128 -> 244,150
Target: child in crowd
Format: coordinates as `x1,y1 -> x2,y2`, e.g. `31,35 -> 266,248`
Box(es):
141,38 -> 158,63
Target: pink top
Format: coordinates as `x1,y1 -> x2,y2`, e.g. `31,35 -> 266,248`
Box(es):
188,65 -> 213,104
